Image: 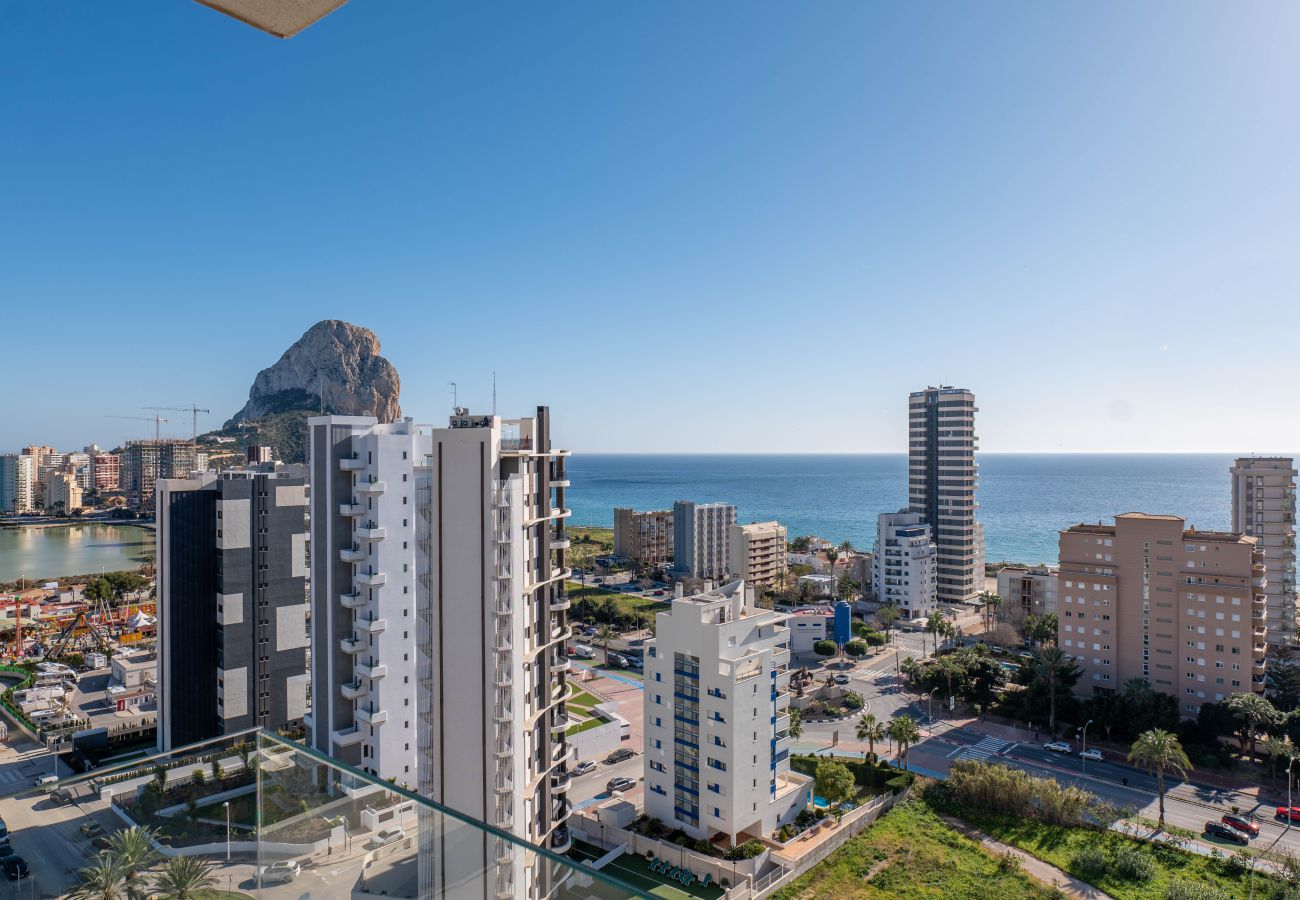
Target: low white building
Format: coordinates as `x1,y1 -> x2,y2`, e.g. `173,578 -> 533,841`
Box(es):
796,573 -> 836,598
786,609 -> 834,653
996,565 -> 1058,619
642,580 -> 811,846
872,510 -> 937,620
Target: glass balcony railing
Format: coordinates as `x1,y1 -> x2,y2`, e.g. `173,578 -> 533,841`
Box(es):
0,728 -> 651,898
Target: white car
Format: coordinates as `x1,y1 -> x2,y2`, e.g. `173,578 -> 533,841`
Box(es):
258,861 -> 300,884
1044,741 -> 1073,754
371,827 -> 405,848
1078,749 -> 1104,762
573,760 -> 597,776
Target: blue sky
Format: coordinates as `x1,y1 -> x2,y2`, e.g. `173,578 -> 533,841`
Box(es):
2,2 -> 1297,453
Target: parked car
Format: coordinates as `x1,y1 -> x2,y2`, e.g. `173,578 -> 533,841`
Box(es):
1044,741 -> 1072,754
1078,749 -> 1103,762
605,748 -> 635,764
1015,650 -> 1034,660
573,760 -> 597,777
1222,814 -> 1260,837
1204,820 -> 1250,845
371,827 -> 405,848
90,836 -> 112,853
50,788 -> 72,806
610,654 -> 629,668
259,861 -> 301,884
1277,806 -> 1300,822
606,777 -> 636,793
653,589 -> 666,596
79,822 -> 104,838
1,858 -> 28,881
628,656 -> 643,670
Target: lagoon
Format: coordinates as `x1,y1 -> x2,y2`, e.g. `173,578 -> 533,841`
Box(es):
0,524 -> 155,583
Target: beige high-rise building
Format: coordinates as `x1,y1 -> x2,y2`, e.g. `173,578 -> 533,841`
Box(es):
908,387 -> 984,605
44,472 -> 84,513
613,507 -> 674,566
728,520 -> 788,589
1059,513 -> 1266,717
1231,458 -> 1297,648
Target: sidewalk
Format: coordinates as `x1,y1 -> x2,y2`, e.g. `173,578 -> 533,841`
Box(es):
939,814 -> 1115,900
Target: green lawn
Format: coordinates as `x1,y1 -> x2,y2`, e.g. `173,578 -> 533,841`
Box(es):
567,715 -> 610,737
570,839 -> 725,899
769,799 -> 1063,900
568,686 -> 602,709
939,801 -> 1278,900
567,581 -> 670,620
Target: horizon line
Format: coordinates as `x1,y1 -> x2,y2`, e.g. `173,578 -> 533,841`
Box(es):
566,449 -> 1295,456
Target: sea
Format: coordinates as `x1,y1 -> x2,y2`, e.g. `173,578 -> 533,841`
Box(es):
563,453 -> 1261,566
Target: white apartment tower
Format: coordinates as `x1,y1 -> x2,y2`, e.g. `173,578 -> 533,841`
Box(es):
306,416 -> 426,785
673,500 -> 737,580
0,455 -> 36,514
908,386 -> 984,605
415,407 -> 573,899
643,580 -> 811,846
872,510 -> 938,620
1232,457 -> 1297,647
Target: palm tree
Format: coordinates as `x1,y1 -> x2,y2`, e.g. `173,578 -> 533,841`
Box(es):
151,856 -> 217,899
977,591 -> 1003,632
925,610 -> 946,656
596,624 -> 615,666
1225,691 -> 1282,763
839,539 -> 854,554
876,604 -> 900,643
856,713 -> 885,759
1032,646 -> 1070,737
888,715 -> 921,770
69,856 -> 127,900
788,708 -> 803,741
106,825 -> 160,884
1128,728 -> 1192,829
1263,735 -> 1293,783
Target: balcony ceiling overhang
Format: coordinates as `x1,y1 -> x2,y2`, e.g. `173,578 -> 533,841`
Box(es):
192,0 -> 350,38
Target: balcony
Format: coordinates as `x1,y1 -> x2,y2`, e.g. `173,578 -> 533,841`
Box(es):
356,571 -> 386,588
357,525 -> 386,542
357,706 -> 388,726
332,725 -> 365,746
551,530 -> 571,550
356,660 -> 388,680
340,457 -> 364,471
340,501 -> 365,516
340,681 -> 365,700
340,546 -> 366,563
5,729 -> 647,900
551,769 -> 572,791
340,636 -> 365,654
550,592 -> 571,611
356,616 -> 387,635
551,656 -> 571,673
550,714 -> 571,734
358,478 -> 386,495
340,591 -> 366,609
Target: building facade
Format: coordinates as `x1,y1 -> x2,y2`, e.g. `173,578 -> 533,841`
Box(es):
156,470 -> 310,751
122,439 -> 198,507
0,455 -> 36,514
872,510 -> 937,620
1058,513 -> 1267,715
1230,457 -> 1297,648
92,451 -> 121,492
44,472 -> 84,513
642,580 -> 810,846
673,500 -> 737,580
306,416 -> 424,785
613,507 -> 674,566
996,565 -> 1059,620
414,407 -> 574,898
728,520 -> 788,589
908,386 -> 984,605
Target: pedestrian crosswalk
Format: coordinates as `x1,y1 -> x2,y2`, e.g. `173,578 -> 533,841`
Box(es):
952,736 -> 1012,762
856,666 -> 898,681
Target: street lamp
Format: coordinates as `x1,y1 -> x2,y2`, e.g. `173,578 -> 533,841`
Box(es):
224,801 -> 231,862
1079,720 -> 1094,777
927,688 -> 938,733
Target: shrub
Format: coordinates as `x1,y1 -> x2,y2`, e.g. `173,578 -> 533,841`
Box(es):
1070,843 -> 1107,879
996,850 -> 1022,873
824,705 -> 845,718
724,839 -> 766,860
884,774 -> 913,792
842,691 -> 864,711
1165,881 -> 1229,900
795,809 -> 815,827
778,824 -> 794,842
813,639 -> 836,657
814,759 -> 856,806
692,838 -> 711,854
1113,846 -> 1155,882
845,640 -> 868,658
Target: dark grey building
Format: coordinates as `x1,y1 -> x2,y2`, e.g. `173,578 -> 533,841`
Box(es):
156,470 -> 310,751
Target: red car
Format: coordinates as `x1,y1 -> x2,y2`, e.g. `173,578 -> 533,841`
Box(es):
1276,806 -> 1300,822
1222,814 -> 1260,837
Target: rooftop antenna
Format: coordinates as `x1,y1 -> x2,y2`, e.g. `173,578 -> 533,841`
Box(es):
449,381 -> 458,411
492,371 -> 497,417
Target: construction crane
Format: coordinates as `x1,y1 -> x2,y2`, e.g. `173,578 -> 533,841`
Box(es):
144,405 -> 210,439
107,415 -> 170,491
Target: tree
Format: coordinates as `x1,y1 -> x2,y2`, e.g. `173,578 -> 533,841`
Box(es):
856,713 -> 885,759
888,715 -> 921,770
836,574 -> 860,602
924,610 -> 946,656
788,708 -> 802,741
814,759 -> 855,806
596,624 -> 615,666
69,856 -> 127,900
844,640 -> 867,659
151,856 -> 217,899
1030,646 -> 1078,737
106,826 -> 160,886
839,539 -> 854,554
1268,647 -> 1300,713
1128,728 -> 1192,829
813,639 -> 836,658
876,605 -> 900,643
1225,691 -> 1283,762
977,591 -> 1003,631
1023,613 -> 1058,647
1263,735 -> 1293,783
